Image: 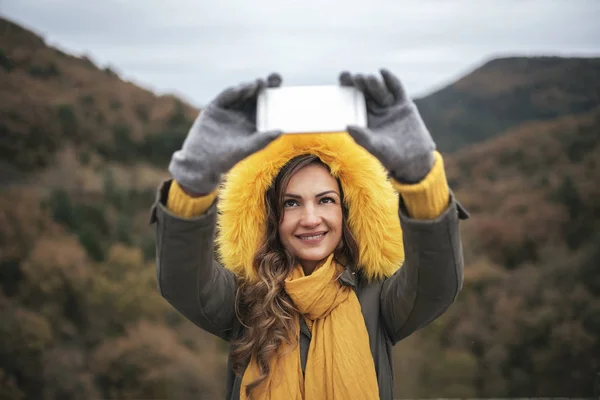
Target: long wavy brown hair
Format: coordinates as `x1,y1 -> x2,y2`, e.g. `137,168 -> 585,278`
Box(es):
231,154 -> 359,397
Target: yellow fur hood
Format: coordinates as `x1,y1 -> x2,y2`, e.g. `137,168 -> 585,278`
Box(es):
215,132 -> 404,282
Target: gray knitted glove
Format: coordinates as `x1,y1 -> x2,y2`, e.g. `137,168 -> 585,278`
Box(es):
339,69 -> 436,183
169,74 -> 283,194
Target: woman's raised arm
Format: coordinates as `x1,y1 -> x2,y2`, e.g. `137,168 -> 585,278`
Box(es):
150,73 -> 284,340
150,179 -> 238,340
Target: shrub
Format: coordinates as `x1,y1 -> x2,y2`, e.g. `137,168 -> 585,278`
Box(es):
135,104 -> 149,122
0,259 -> 22,298
77,226 -> 104,262
566,124 -> 598,162
0,301 -> 52,399
0,122 -> 60,171
140,130 -> 187,167
57,104 -> 77,139
49,189 -> 75,229
97,124 -> 137,163
103,66 -> 118,78
109,99 -> 121,110
47,189 -> 109,261
96,111 -> 105,125
74,203 -> 110,236
167,100 -> 191,128
115,214 -> 132,245
140,236 -> 156,262
79,94 -> 95,106
0,368 -> 25,399
579,234 -> 600,295
78,150 -> 91,166
102,169 -> 118,203
114,124 -> 133,147
28,62 -> 60,78
472,216 -> 539,269
0,48 -> 13,72
114,124 -> 137,163
549,175 -> 594,249
80,55 -> 96,69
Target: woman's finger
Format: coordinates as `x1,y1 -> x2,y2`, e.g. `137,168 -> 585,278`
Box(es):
365,75 -> 394,106
339,71 -> 354,87
267,72 -> 282,88
380,69 -> 407,102
215,78 -> 265,107
239,79 -> 266,102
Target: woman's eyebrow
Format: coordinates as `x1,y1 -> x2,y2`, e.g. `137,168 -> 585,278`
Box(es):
315,190 -> 339,197
284,190 -> 340,199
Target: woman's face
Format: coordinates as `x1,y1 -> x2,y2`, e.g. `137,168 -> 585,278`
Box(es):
278,163 -> 343,274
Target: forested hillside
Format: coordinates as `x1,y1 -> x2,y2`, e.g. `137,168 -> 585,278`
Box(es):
0,18 -> 197,183
392,105 -> 600,397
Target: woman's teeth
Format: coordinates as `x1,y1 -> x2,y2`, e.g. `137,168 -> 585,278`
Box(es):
300,233 -> 325,240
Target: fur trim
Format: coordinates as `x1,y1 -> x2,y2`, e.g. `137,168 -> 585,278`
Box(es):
215,132 -> 404,282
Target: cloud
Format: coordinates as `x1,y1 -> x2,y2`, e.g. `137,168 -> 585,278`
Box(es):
3,0 -> 600,106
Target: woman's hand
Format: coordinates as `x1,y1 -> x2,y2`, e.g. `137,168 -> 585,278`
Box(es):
169,73 -> 283,195
339,69 -> 436,183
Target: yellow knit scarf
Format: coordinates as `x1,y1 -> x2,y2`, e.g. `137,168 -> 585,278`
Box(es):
240,254 -> 380,399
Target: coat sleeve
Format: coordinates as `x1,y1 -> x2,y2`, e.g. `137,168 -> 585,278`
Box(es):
149,179 -> 238,341
380,193 -> 469,345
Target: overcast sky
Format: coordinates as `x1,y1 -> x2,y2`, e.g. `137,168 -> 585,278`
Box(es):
3,0 -> 600,107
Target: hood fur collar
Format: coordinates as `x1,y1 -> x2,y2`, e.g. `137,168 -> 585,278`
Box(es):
216,132 -> 404,282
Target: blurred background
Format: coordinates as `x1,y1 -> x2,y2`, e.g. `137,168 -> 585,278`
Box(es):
1,0 -> 599,398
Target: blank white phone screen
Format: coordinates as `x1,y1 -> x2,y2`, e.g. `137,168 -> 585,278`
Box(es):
256,85 -> 367,134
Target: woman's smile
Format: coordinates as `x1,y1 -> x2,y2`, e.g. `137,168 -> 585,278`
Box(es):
296,231 -> 327,243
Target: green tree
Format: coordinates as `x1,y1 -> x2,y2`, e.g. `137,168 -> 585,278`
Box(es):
57,104 -> 77,139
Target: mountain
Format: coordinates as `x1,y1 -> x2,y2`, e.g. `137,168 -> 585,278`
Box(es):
0,17 -> 198,185
1,16 -> 599,399
392,103 -> 600,397
1,18 -> 226,400
415,56 -> 600,152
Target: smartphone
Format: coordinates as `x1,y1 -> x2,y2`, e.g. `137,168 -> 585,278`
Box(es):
256,85 -> 367,134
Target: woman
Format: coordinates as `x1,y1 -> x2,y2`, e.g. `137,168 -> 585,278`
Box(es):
150,69 -> 469,400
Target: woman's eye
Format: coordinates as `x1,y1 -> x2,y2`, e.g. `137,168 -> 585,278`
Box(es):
320,197 -> 335,204
283,199 -> 298,207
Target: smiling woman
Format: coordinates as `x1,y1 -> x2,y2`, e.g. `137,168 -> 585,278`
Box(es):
150,69 -> 469,400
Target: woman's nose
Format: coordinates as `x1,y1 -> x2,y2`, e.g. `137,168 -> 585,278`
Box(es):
300,205 -> 321,226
